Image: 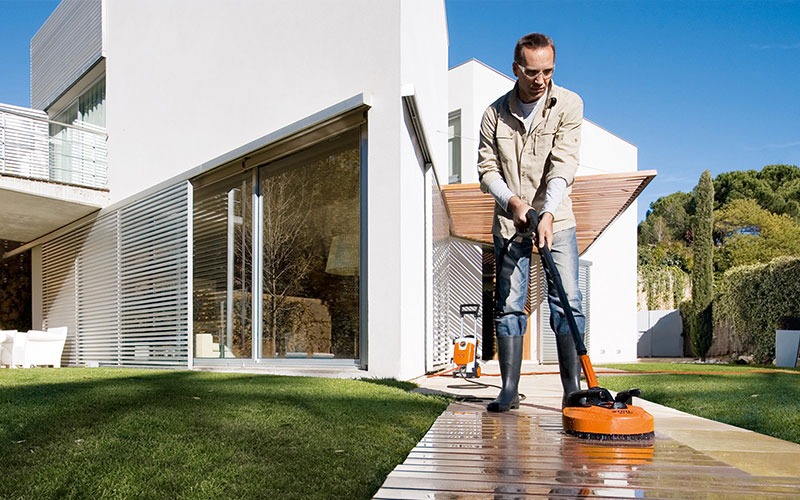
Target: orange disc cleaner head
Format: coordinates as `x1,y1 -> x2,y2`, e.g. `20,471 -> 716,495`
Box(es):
563,387 -> 655,441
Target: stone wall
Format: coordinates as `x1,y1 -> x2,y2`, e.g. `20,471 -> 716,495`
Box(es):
0,240 -> 31,331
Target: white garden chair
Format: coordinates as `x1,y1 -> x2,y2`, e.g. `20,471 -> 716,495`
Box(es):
0,330 -> 23,368
9,327 -> 69,368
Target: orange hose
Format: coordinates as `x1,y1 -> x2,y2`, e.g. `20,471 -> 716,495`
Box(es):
431,367 -> 797,377
426,367 -> 458,378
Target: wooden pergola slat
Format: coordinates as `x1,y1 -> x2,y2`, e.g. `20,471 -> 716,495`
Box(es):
440,170 -> 656,255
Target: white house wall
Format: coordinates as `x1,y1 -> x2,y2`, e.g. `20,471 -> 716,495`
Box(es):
102,0 -> 447,379
105,0 -> 400,204
447,60 -> 513,185
397,1 -> 448,379
577,121 -> 639,362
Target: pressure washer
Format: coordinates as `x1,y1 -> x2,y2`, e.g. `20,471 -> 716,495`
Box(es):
450,304 -> 482,378
524,208 -> 655,441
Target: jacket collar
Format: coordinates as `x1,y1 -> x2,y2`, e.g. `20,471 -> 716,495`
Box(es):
508,80 -> 556,132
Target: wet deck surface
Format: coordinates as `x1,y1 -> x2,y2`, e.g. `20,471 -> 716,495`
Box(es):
375,371 -> 800,499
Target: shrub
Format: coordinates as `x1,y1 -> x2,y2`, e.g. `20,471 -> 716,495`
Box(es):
678,299 -> 694,356
777,316 -> 800,330
716,256 -> 800,363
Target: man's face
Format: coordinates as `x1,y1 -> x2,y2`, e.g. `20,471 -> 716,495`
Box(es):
512,46 -> 555,103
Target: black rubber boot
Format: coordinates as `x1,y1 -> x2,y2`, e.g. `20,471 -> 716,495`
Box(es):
555,333 -> 582,408
487,335 -> 523,412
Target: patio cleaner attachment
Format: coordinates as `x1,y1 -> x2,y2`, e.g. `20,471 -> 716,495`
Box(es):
451,304 -> 481,378
526,209 -> 655,441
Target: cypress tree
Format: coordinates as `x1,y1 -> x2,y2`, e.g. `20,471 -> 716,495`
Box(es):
691,170 -> 714,359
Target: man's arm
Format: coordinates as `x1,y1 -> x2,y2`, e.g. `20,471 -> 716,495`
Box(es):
538,94 -> 583,248
546,94 -> 583,186
477,106 -> 534,231
477,106 -> 503,193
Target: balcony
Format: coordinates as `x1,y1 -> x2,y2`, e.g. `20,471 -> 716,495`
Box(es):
0,103 -> 109,244
0,103 -> 107,189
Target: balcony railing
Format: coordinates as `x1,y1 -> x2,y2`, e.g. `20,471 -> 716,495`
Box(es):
0,103 -> 107,189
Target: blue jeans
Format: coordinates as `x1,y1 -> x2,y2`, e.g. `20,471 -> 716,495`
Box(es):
494,227 -> 585,339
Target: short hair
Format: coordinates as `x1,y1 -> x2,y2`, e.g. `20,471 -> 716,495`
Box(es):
514,33 -> 555,64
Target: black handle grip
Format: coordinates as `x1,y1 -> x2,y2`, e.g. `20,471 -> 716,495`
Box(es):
459,304 -> 480,317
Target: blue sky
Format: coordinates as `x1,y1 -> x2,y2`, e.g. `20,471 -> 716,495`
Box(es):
2,0 -> 799,221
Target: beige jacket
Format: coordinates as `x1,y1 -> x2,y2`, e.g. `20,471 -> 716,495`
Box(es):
477,81 -> 583,239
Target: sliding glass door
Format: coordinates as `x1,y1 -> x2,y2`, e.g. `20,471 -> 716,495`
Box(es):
193,174 -> 253,359
259,130 -> 360,360
192,128 -> 361,364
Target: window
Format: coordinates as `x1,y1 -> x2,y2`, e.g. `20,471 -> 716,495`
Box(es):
49,76 -> 106,185
448,110 -> 461,184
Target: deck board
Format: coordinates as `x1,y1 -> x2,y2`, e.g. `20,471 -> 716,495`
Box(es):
374,402 -> 800,499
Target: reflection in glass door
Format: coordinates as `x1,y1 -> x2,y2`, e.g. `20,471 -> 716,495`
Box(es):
193,175 -> 252,359
259,131 -> 360,360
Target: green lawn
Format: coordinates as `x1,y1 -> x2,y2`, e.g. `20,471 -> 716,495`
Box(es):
0,369 -> 450,500
597,362 -> 800,444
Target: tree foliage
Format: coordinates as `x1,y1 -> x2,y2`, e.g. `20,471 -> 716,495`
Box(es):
639,164 -> 800,279
714,198 -> 800,273
638,264 -> 689,310
714,164 -> 800,220
689,170 -> 714,360
692,170 -> 714,309
639,164 -> 800,360
638,240 -> 692,273
638,191 -> 694,246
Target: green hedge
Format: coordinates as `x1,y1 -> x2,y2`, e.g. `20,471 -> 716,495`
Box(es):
639,264 -> 689,310
716,256 -> 800,363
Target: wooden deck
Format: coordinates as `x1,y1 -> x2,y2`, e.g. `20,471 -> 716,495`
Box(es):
374,401 -> 800,499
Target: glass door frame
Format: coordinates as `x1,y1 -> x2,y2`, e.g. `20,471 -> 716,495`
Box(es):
249,125 -> 366,367
192,115 -> 368,369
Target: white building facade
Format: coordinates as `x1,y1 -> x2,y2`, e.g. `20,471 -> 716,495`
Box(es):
3,0 -> 644,380
7,0 -> 449,380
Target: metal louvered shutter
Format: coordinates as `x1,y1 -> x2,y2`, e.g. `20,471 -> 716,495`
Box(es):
538,259 -> 591,363
430,237 -> 483,370
31,0 -> 103,110
75,212 -> 120,364
118,185 -> 190,367
431,238 -> 449,369
447,239 -> 482,354
580,262 -> 591,352
430,176 -> 450,371
41,231 -> 82,366
40,182 -> 190,368
0,108 -> 49,178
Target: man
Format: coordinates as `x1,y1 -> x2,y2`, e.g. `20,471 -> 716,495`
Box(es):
478,33 -> 585,412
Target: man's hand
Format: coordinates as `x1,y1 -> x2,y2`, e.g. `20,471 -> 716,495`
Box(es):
538,212 -> 554,250
507,196 -> 533,232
